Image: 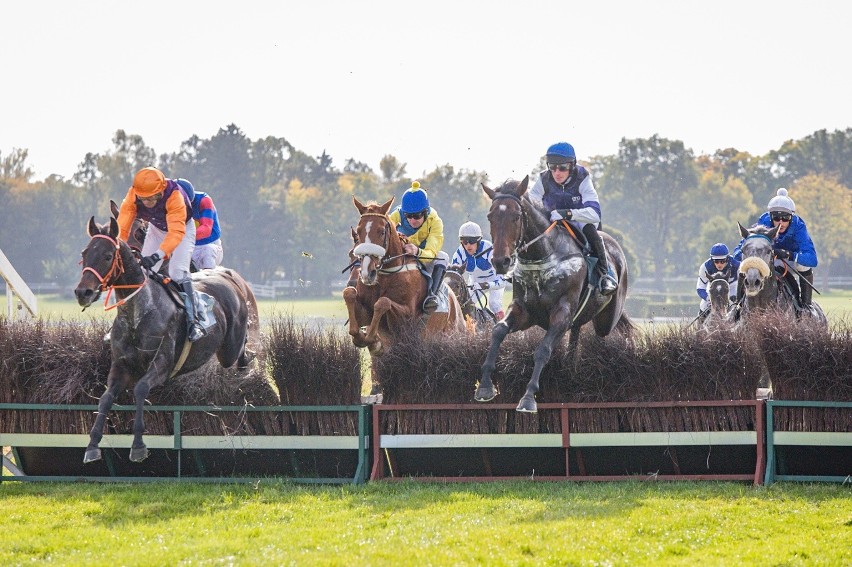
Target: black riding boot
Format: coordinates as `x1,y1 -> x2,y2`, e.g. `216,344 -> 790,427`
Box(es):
423,264 -> 447,314
799,270 -> 814,309
582,225 -> 617,296
179,279 -> 206,342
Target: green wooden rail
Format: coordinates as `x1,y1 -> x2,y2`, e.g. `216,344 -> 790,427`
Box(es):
0,403 -> 371,484
764,400 -> 852,486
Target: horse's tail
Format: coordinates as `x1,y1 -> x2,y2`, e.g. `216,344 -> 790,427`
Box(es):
615,311 -> 638,345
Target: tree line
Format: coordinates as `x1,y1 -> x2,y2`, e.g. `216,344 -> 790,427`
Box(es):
1,125 -> 851,293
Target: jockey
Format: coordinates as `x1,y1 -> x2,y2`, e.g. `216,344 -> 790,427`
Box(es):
117,167 -> 206,341
733,188 -> 818,308
528,141 -> 618,295
450,221 -> 508,320
388,181 -> 449,314
177,179 -> 224,270
696,243 -> 740,315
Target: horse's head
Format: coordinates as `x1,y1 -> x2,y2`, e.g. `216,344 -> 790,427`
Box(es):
75,216 -> 125,308
737,222 -> 779,297
482,176 -> 530,275
352,196 -> 396,286
707,272 -> 731,313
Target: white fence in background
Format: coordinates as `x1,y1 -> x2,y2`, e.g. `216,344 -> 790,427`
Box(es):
0,248 -> 37,319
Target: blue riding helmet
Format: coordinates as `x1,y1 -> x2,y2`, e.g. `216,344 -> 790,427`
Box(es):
710,243 -> 729,259
401,181 -> 430,214
545,142 -> 576,165
175,178 -> 196,202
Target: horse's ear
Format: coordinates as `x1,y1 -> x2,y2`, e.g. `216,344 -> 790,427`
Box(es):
737,222 -> 750,238
353,196 -> 367,215
517,175 -> 530,196
108,217 -> 119,238
766,225 -> 780,239
350,226 -> 358,242
87,216 -> 98,237
110,200 -> 120,220
481,183 -> 496,200
378,197 -> 394,215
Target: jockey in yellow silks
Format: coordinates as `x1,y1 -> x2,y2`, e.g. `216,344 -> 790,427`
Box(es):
388,181 -> 449,313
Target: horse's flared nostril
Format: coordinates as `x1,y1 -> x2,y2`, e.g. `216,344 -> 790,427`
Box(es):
495,257 -> 511,274
75,288 -> 94,305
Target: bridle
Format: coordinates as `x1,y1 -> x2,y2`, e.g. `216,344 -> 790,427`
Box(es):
80,233 -> 148,311
490,193 -> 576,256
353,212 -> 419,274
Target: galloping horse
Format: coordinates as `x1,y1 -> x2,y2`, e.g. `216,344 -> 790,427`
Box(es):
74,216 -> 258,463
704,272 -> 733,327
474,176 -> 634,412
342,197 -> 465,358
736,222 -> 827,324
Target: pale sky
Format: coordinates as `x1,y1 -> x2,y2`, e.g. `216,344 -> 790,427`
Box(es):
3,0 -> 851,184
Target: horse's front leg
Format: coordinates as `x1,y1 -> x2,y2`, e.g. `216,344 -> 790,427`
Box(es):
343,287 -> 371,348
517,299 -> 573,413
129,361 -> 170,462
475,303 -> 528,402
362,296 -> 414,346
84,365 -> 130,463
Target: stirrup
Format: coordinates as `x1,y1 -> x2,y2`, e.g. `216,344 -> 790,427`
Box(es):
423,294 -> 438,314
599,274 -> 618,296
188,324 -> 206,342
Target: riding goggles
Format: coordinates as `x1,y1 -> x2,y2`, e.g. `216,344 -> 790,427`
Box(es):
460,237 -> 481,245
404,211 -> 427,220
770,212 -> 793,222
547,163 -> 571,172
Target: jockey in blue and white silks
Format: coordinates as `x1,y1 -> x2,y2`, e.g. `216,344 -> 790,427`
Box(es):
451,222 -> 507,318
696,243 -> 740,312
527,141 -> 617,295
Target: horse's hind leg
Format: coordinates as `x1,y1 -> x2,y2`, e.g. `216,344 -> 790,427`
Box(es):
84,367 -> 129,464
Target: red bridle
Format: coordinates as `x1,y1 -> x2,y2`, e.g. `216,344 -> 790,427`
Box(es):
80,233 -> 147,310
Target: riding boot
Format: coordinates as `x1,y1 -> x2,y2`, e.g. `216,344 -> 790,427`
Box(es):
179,279 -> 206,342
423,264 -> 447,314
799,270 -> 814,309
582,225 -> 617,296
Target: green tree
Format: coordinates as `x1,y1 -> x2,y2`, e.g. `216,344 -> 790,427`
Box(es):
598,135 -> 700,283
790,174 -> 852,287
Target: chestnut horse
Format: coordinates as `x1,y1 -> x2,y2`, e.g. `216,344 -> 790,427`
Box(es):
342,197 -> 465,359
74,216 -> 258,463
474,177 -> 634,413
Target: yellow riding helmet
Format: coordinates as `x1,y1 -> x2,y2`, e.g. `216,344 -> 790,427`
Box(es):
131,167 -> 167,198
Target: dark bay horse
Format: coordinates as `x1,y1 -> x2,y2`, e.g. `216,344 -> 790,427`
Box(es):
74,216 -> 259,463
736,222 -> 827,325
342,197 -> 465,358
474,176 -> 634,412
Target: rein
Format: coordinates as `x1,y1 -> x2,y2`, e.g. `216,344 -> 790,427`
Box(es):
353,212 -> 420,275
81,234 -> 148,311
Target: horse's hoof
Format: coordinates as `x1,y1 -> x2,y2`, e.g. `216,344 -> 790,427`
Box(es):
237,348 -> 257,369
129,446 -> 149,462
516,396 -> 537,413
83,448 -> 102,464
474,384 -> 498,402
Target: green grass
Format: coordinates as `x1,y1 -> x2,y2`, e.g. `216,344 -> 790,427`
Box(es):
0,481 -> 848,565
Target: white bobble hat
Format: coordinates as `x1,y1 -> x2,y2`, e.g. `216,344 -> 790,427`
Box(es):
767,188 -> 796,213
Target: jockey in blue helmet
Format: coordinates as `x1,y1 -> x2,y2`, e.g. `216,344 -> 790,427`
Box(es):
528,141 -> 618,295
388,181 -> 450,314
696,243 -> 740,316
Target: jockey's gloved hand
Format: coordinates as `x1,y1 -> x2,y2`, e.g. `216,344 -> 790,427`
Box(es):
549,209 -> 572,222
774,249 -> 792,260
141,252 -> 161,270
729,296 -> 737,303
